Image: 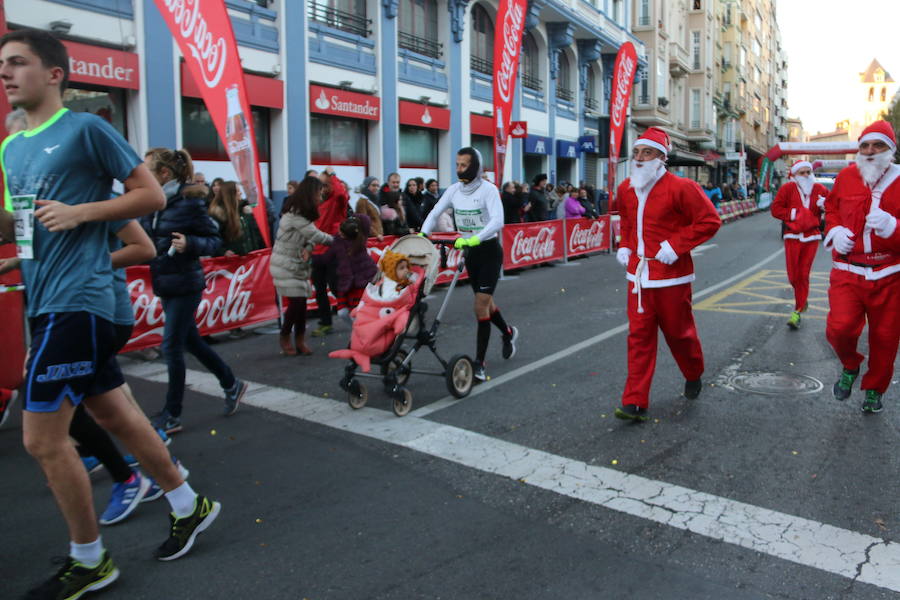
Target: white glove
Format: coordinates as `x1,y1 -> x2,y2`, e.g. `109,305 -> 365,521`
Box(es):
616,247 -> 632,268
824,226 -> 855,254
866,207 -> 897,239
655,240 -> 678,265
816,195 -> 826,210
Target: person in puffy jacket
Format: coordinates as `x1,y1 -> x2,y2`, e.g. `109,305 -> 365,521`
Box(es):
140,148 -> 247,433
322,214 -> 377,321
564,191 -> 586,219
269,176 -> 333,355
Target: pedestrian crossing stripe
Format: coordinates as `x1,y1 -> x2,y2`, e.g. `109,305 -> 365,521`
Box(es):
694,269 -> 829,319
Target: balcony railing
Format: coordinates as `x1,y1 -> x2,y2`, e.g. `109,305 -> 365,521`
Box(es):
308,0 -> 371,37
556,86 -> 574,102
637,15 -> 650,26
522,72 -> 543,92
637,94 -> 650,104
584,97 -> 599,111
470,56 -> 493,75
398,31 -> 443,60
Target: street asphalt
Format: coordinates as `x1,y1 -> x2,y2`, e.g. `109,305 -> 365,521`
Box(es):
3,211 -> 900,599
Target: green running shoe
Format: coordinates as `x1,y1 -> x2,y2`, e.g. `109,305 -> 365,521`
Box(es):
614,404 -> 649,422
861,390 -> 883,414
787,311 -> 801,330
23,551 -> 118,600
832,368 -> 859,401
155,495 -> 221,561
310,324 -> 333,337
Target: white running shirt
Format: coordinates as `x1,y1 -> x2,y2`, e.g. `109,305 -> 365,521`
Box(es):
420,180 -> 504,241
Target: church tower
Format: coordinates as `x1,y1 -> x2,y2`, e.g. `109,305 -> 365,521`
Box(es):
860,59 -> 897,126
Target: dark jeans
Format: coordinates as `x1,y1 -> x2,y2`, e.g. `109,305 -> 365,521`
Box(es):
162,291 -> 236,418
281,296 -> 308,336
311,254 -> 337,326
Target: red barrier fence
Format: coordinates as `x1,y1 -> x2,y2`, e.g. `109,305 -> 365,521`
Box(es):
0,244 -> 25,390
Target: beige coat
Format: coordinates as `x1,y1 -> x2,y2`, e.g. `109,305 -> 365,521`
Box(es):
269,212 -> 332,298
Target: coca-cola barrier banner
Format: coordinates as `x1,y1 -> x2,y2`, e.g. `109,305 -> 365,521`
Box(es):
607,42 -> 637,213
153,0 -> 270,245
123,250 -> 279,353
565,216 -> 611,257
503,221 -> 565,268
0,244 -> 25,390
491,0 -> 527,186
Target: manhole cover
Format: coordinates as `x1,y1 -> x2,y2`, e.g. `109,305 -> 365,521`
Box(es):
728,372 -> 823,396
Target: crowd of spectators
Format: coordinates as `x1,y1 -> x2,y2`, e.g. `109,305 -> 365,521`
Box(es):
500,173 -> 605,224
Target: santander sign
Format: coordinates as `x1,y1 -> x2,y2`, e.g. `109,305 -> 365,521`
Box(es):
161,0 -> 227,88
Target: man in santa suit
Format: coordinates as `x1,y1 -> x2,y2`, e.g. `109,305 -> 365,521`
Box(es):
614,127 -> 721,421
770,160 -> 829,329
824,120 -> 900,413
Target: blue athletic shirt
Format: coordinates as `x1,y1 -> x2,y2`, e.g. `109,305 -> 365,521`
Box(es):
1,109 -> 142,321
108,219 -> 134,326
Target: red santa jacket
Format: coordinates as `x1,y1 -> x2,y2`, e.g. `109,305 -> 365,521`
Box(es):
825,163 -> 900,280
617,172 -> 721,288
770,180 -> 828,242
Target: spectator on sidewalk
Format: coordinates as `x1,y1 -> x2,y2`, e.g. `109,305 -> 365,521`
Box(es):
546,183 -> 563,220
578,187 -> 599,218
564,189 -> 586,219
310,167 -> 350,337
501,181 -> 522,224
355,176 -> 384,239
528,174 -> 549,222
323,214 -> 377,322
423,178 -> 441,215
402,178 -> 425,232
208,181 -> 265,256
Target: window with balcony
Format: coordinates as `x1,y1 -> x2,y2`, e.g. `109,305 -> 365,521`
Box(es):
690,89 -> 700,128
612,0 -> 622,24
692,0 -> 701,9
637,0 -> 650,26
657,56 -> 667,99
639,60 -> 650,104
557,52 -> 574,102
470,4 -> 494,75
585,67 -> 599,110
521,32 -> 542,92
308,0 -> 370,37
691,31 -> 701,70
399,0 -> 441,59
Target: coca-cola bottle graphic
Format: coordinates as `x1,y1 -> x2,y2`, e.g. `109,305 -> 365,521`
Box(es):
225,85 -> 258,205
494,108 -> 506,184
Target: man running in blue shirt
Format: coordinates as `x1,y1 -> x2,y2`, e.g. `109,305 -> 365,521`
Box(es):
0,30 -> 221,599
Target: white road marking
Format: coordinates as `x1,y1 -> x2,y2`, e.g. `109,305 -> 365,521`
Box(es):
410,246 -> 786,418
690,243 -> 718,257
119,359 -> 900,594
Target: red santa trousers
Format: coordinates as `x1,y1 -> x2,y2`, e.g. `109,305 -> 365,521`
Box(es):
826,269 -> 900,394
784,239 -> 819,311
622,282 -> 705,408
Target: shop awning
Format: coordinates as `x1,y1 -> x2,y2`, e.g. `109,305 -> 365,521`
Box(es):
667,149 -> 707,166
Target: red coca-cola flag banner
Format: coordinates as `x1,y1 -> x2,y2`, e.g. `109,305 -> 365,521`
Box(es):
607,42 -> 637,214
565,216 -> 610,258
492,0 -> 527,187
503,221 -> 564,269
153,0 -> 270,245
123,250 -> 279,353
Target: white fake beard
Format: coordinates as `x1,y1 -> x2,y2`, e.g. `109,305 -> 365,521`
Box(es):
794,174 -> 814,197
855,149 -> 894,186
630,158 -> 664,189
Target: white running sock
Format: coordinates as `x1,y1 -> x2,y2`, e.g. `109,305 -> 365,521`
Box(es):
165,481 -> 198,518
70,537 -> 103,567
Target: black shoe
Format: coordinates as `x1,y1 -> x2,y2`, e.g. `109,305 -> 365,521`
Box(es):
861,390 -> 884,414
151,411 -> 182,435
684,378 -> 702,399
614,404 -> 649,422
502,326 -> 519,360
832,368 -> 859,401
473,362 -> 487,382
23,552 -> 119,599
155,495 -> 221,561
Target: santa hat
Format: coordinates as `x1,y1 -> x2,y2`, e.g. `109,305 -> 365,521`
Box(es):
858,120 -> 897,152
790,160 -> 813,175
634,127 -> 670,156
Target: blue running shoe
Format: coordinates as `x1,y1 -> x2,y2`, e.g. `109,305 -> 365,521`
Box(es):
99,472 -> 151,525
123,454 -> 139,468
157,427 -> 172,446
82,456 -> 103,475
143,458 -> 191,503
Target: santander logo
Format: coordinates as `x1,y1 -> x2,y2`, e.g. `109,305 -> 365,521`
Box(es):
496,0 -> 525,104
569,220 -> 606,252
510,226 -> 558,264
422,107 -> 432,125
162,0 -> 228,88
315,90 -> 330,110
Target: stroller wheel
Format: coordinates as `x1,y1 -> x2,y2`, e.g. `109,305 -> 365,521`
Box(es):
348,381 -> 368,409
446,354 -> 475,398
392,388 -> 413,417
381,348 -> 411,386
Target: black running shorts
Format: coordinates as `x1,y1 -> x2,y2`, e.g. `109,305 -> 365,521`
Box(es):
466,238 -> 503,296
24,312 -> 125,412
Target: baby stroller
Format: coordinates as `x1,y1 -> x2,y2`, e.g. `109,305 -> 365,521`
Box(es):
330,235 -> 475,416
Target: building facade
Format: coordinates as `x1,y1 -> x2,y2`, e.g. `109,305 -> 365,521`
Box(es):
6,0 -> 646,207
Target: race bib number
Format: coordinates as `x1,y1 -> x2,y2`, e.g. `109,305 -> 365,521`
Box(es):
455,208 -> 484,233
11,194 -> 35,259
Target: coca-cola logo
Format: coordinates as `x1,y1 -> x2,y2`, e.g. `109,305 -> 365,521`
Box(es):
496,0 -> 525,104
611,53 -> 636,129
162,0 -> 228,88
569,220 -> 606,252
510,226 -> 558,264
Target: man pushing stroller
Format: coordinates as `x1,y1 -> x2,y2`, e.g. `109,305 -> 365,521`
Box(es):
420,147 -> 519,381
